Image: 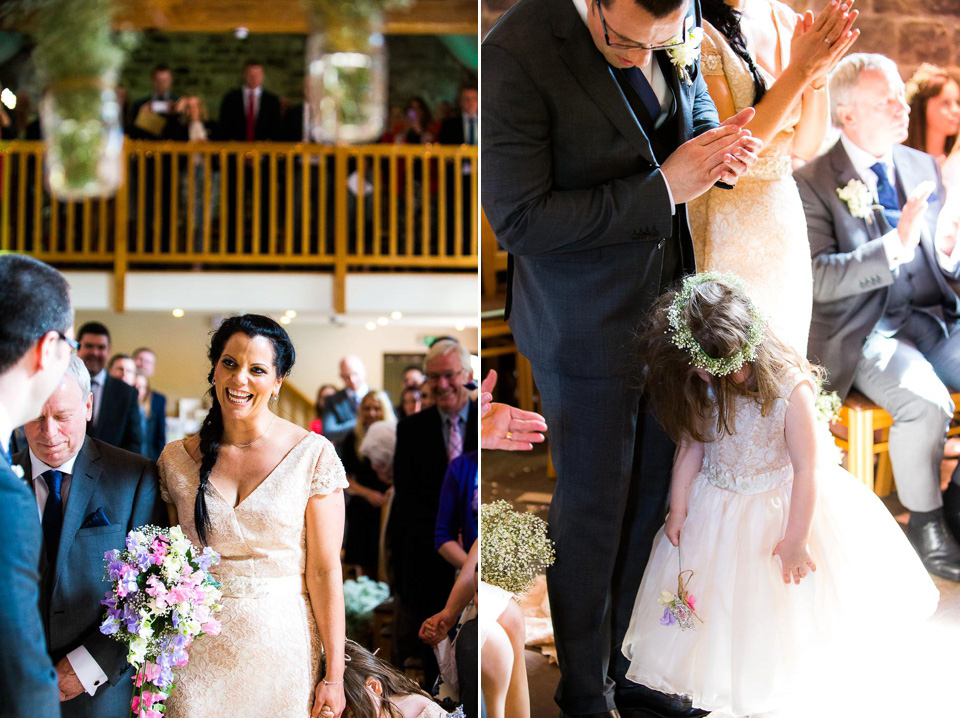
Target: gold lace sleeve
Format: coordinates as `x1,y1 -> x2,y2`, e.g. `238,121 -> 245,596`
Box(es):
699,31 -> 723,76
156,447 -> 172,503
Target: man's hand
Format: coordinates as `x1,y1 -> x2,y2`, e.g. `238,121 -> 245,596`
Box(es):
935,194 -> 960,257
480,370 -> 548,451
55,657 -> 85,702
661,108 -> 762,203
897,181 -> 936,251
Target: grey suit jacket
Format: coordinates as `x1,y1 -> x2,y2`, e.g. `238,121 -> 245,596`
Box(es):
795,139 -> 960,398
481,0 -> 720,376
16,438 -> 167,718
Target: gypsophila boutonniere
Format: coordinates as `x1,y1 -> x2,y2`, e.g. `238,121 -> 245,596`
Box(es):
837,179 -> 874,224
667,26 -> 703,86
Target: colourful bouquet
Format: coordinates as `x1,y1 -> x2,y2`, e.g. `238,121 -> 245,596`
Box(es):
480,500 -> 555,594
659,569 -> 702,631
100,525 -> 222,717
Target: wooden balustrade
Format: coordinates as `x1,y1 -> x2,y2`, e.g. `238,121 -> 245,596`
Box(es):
0,140 -> 478,311
278,382 -> 317,431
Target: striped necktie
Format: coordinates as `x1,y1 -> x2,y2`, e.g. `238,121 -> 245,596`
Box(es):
447,416 -> 462,463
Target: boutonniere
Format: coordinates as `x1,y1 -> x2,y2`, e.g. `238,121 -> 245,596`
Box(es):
666,26 -> 703,86
836,179 -> 874,224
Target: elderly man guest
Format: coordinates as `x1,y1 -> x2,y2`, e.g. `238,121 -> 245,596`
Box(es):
387,338 -> 478,689
323,355 -> 371,446
16,355 -> 166,717
76,322 -> 142,455
0,254 -> 74,717
482,0 -> 762,714
795,52 -> 960,582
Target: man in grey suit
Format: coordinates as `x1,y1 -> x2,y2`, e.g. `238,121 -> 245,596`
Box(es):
17,354 -> 166,717
323,354 -> 370,446
0,254 -> 74,717
482,0 -> 760,715
795,52 -> 960,582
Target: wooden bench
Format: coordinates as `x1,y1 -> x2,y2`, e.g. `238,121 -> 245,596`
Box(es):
831,390 -> 960,496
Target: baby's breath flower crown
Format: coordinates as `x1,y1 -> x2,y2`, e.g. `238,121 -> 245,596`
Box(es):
667,272 -> 767,377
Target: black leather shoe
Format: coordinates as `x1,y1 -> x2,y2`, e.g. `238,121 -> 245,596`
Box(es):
943,482 -> 960,542
616,685 -> 708,718
559,711 -> 620,718
905,515 -> 960,582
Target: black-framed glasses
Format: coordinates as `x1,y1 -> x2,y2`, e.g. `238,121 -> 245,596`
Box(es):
595,0 -> 691,51
55,331 -> 80,353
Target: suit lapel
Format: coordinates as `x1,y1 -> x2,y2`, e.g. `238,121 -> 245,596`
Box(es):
555,6 -> 655,163
829,141 -> 887,242
53,439 -> 101,590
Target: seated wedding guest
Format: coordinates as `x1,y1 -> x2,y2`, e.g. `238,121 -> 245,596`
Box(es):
905,63 -> 960,167
434,450 -> 478,569
77,322 -> 143,454
398,385 -> 422,419
795,52 -> 960,581
387,339 -> 477,689
0,254 -> 72,717
311,383 -> 339,435
127,64 -> 180,139
342,391 -> 396,580
17,354 -> 166,717
324,355 -> 371,446
132,348 -> 167,461
106,353 -> 136,386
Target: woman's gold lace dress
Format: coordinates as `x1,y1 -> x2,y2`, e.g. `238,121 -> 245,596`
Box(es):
158,432 -> 347,716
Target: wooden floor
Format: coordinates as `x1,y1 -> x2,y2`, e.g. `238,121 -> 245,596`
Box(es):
482,444 -> 960,718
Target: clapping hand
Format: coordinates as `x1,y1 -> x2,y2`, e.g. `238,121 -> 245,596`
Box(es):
790,0 -> 860,87
480,370 -> 548,451
898,181 -> 936,252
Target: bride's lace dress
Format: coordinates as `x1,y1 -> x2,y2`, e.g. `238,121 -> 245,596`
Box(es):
688,1 -> 812,353
157,432 -> 347,717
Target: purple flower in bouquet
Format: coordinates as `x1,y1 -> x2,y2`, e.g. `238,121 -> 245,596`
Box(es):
197,546 -> 217,572
117,564 -> 140,598
660,607 -> 677,626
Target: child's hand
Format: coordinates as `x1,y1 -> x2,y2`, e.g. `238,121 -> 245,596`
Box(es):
772,539 -> 817,584
664,511 -> 686,546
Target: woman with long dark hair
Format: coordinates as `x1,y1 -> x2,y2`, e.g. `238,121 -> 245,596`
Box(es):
904,63 -> 960,195
689,0 -> 858,353
157,314 -> 349,718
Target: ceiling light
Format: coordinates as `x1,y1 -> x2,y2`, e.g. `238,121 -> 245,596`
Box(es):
390,311 -> 402,320
365,321 -> 376,331
279,316 -> 291,325
285,310 -> 297,318
172,308 -> 184,318
377,316 -> 388,326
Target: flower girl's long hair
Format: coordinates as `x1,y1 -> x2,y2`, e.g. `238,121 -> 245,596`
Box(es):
331,640 -> 433,718
635,278 -> 823,445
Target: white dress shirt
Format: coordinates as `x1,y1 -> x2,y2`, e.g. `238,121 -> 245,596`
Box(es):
90,368 -> 106,427
242,86 -> 262,120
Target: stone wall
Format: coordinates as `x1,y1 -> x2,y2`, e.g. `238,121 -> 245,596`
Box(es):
481,0 -> 960,78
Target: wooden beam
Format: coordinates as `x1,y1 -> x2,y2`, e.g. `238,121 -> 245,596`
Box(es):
112,0 -> 477,35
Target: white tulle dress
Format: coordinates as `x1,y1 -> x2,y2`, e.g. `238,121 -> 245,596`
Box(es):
621,373 -> 939,717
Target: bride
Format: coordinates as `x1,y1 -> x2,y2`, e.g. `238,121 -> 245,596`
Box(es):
158,314 -> 348,717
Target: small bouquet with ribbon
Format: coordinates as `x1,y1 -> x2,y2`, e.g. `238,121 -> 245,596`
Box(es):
100,525 -> 222,717
658,568 -> 702,631
480,500 -> 555,594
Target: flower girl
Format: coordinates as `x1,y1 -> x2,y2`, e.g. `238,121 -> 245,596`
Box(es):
621,273 -> 939,717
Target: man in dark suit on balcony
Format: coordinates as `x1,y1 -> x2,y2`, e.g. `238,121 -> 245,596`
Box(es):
439,84 -> 478,257
76,322 -> 142,455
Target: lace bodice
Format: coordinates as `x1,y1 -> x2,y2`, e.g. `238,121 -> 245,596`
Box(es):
699,0 -> 801,181
699,373 -> 810,494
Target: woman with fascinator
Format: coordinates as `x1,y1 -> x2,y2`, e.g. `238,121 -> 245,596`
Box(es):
157,314 -> 349,717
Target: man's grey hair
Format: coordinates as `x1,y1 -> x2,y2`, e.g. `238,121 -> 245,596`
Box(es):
424,338 -> 471,373
829,53 -> 902,127
64,353 -> 91,398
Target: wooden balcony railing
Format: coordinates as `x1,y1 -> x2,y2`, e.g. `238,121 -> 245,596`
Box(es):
0,140 -> 478,311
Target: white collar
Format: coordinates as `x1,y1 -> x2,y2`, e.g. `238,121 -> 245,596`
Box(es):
91,368 -> 106,386
29,446 -> 79,478
840,133 -> 894,183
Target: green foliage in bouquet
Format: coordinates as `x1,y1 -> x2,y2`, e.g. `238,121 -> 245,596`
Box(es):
343,576 -> 390,639
480,500 -> 555,595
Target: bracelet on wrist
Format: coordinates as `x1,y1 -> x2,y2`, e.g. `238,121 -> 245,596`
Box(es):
322,679 -> 343,686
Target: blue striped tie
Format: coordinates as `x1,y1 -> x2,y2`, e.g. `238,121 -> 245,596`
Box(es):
871,162 -> 901,228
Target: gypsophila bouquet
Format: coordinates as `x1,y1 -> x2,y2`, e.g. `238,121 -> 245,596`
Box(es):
343,576 -> 391,639
480,501 -> 555,595
815,389 -> 842,425
100,525 -> 222,718
658,569 -> 702,631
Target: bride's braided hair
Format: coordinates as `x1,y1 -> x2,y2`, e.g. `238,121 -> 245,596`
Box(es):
701,0 -> 767,106
194,314 -> 295,545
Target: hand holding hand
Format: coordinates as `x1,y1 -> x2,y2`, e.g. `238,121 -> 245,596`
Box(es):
312,681 -> 345,718
897,181 -> 935,251
772,539 -> 817,584
55,658 -> 84,702
365,490 -> 389,508
419,609 -> 454,645
664,510 -> 685,547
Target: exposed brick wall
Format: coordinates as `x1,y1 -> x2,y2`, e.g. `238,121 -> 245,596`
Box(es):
481,0 -> 960,78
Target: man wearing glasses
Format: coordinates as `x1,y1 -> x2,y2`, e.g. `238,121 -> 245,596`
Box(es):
0,254 -> 75,717
482,1 -> 761,717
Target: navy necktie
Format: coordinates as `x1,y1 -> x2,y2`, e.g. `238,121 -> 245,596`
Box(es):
466,117 -> 476,145
871,161 -> 901,228
623,66 -> 661,125
41,469 -> 64,566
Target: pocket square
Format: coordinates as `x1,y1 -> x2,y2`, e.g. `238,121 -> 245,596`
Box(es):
81,508 -> 111,529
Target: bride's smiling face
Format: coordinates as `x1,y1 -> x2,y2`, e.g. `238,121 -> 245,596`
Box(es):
212,333 -> 282,418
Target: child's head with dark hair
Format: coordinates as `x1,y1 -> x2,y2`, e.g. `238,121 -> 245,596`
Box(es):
326,640 -> 430,718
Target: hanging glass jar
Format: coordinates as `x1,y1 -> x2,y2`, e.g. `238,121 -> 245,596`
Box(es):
304,4 -> 389,143
41,76 -> 123,198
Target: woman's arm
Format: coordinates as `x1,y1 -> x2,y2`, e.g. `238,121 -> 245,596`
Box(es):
305,489 -> 347,718
776,379 -> 819,585
664,438 -> 705,546
419,541 -> 478,645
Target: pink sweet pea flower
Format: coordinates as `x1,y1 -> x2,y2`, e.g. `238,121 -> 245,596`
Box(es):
201,619 -> 222,636
685,594 -> 696,610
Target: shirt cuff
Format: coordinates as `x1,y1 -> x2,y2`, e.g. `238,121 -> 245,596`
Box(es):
936,241 -> 960,273
67,646 -> 108,697
881,229 -> 915,270
659,169 -> 676,216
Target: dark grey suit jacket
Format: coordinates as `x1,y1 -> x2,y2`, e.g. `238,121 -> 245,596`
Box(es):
481,0 -> 720,377
16,438 -> 166,718
322,388 -> 359,447
795,139 -> 960,398
91,375 -> 143,455
0,449 -> 59,717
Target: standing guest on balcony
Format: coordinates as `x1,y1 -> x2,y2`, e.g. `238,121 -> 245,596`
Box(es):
386,338 -> 478,689
76,322 -> 142,455
439,84 -> 479,256
218,60 -> 282,142
127,64 -> 180,140
438,86 -> 479,147
323,355 -> 371,447
0,254 -> 74,718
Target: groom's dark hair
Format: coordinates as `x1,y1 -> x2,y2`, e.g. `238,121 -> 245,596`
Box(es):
599,0 -> 688,19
